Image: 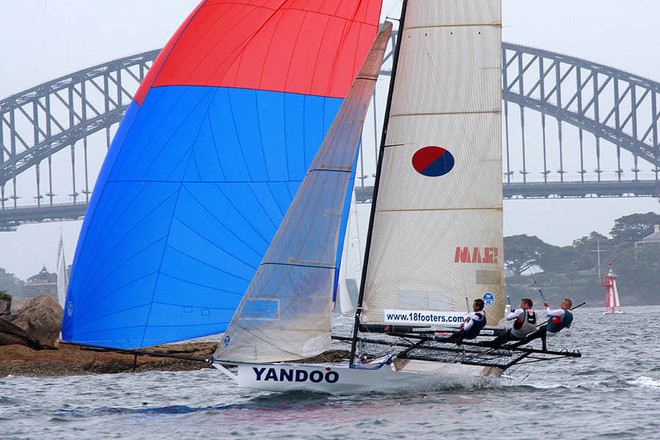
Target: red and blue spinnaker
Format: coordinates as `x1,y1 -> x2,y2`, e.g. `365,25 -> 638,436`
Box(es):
62,0 -> 382,349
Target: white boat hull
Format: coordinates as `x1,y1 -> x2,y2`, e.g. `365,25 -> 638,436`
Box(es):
214,358 -> 501,394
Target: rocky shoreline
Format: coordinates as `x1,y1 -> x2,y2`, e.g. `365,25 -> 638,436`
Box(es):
0,342 -> 217,377
0,295 -> 222,377
0,343 -> 353,377
0,295 -> 353,378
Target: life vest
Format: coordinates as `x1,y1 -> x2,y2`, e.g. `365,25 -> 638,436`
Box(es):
547,310 -> 573,333
511,310 -> 537,338
463,311 -> 487,339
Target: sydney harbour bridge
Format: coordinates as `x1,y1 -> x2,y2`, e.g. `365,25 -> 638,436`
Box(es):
1,40 -> 659,231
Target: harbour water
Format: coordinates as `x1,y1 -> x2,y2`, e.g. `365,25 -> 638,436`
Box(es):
1,306 -> 658,439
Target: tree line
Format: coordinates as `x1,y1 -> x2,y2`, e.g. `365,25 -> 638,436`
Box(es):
1,212 -> 658,306
0,268 -> 23,298
504,212 -> 660,306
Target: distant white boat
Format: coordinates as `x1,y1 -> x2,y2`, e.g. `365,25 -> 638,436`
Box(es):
55,233 -> 69,308
601,262 -> 624,315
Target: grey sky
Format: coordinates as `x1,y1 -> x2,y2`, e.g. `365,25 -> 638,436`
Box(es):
0,0 -> 658,279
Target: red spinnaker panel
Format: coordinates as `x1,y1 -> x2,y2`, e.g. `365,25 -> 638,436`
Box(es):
135,0 -> 382,104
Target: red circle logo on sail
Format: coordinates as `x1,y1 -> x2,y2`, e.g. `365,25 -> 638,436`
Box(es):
412,146 -> 455,177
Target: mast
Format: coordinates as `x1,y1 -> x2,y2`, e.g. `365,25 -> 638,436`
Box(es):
591,237 -> 605,279
349,1 -> 409,366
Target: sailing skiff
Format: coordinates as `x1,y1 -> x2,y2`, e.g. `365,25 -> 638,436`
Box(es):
62,0 -> 580,393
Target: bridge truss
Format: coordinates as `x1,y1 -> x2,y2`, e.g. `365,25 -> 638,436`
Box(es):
1,43 -> 659,230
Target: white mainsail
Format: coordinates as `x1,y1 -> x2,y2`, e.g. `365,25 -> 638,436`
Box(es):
360,0 -> 504,326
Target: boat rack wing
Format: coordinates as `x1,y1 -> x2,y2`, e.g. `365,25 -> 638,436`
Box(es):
334,328 -> 581,371
358,323 -> 506,337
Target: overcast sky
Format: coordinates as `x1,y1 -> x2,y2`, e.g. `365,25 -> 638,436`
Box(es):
0,0 -> 658,279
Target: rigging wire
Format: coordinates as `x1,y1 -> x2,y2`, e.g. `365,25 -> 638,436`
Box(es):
520,250 -> 547,303
59,342 -> 213,365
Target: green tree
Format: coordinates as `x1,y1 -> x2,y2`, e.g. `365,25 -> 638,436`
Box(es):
607,245 -> 660,305
0,268 -> 23,297
505,213 -> 660,306
570,232 -> 611,272
610,212 -> 660,247
538,243 -> 579,273
504,234 -> 550,276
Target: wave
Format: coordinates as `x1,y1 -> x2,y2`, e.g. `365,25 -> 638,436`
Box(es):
630,376 -> 660,389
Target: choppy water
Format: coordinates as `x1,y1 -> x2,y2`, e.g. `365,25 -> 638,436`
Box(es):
1,306 -> 658,440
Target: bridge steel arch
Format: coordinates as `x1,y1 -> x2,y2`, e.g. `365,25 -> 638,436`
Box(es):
1,43 -> 659,230
503,43 -> 660,198
0,51 -> 159,222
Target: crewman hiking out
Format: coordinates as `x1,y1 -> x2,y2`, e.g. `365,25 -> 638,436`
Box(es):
486,298 -> 537,348
452,298 -> 488,345
534,298 -> 574,350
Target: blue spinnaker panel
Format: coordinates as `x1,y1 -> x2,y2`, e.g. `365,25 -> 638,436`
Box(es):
62,87 -> 341,348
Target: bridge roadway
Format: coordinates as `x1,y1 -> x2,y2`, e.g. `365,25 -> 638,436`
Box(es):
0,178 -> 657,231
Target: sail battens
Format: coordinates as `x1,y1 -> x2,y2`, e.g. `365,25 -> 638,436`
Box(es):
287,261 -> 334,268
389,110 -> 501,118
311,166 -> 353,172
354,74 -> 381,81
260,261 -> 335,269
375,206 -> 503,213
405,23 -> 501,30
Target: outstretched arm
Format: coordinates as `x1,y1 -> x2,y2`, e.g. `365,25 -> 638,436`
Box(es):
545,307 -> 565,317
505,308 -> 524,321
543,301 -> 564,317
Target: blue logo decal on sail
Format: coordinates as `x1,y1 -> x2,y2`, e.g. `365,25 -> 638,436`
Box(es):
240,299 -> 279,319
483,292 -> 495,307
